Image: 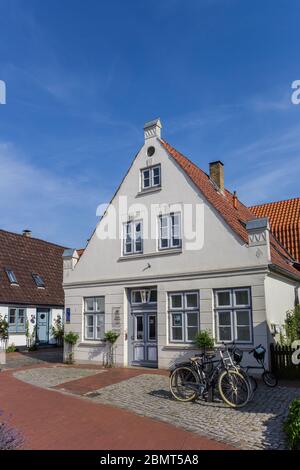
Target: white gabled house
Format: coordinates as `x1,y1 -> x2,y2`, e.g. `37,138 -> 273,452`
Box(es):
63,119 -> 300,369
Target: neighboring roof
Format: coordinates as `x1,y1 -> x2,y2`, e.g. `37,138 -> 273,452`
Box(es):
0,229 -> 66,306
250,198 -> 300,262
160,139 -> 300,279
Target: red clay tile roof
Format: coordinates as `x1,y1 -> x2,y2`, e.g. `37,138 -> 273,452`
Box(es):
160,139 -> 300,279
250,198 -> 300,262
0,229 -> 66,306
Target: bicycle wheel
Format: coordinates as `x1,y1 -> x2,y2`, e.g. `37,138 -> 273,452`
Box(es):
262,371 -> 278,387
218,369 -> 250,408
170,366 -> 200,402
238,369 -> 257,399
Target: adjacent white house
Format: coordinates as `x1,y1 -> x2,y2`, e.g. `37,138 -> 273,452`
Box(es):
0,229 -> 65,348
63,119 -> 300,369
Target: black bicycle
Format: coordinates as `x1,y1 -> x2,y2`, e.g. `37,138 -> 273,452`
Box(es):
242,344 -> 278,389
169,345 -> 251,408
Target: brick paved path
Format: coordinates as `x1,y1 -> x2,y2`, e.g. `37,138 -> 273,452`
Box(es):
0,368 -> 233,450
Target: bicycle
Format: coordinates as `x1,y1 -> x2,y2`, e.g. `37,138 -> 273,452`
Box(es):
241,344 -> 278,390
169,345 -> 251,408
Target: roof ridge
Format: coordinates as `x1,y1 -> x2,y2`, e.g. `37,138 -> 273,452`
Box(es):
250,196 -> 300,208
0,228 -> 67,249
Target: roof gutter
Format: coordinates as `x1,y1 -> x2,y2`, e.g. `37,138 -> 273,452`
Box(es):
269,263 -> 300,283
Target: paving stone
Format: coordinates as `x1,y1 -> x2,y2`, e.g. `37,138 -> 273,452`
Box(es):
90,374 -> 299,450
14,367 -> 103,388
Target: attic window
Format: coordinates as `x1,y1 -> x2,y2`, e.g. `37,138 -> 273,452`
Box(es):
5,269 -> 18,285
32,273 -> 45,288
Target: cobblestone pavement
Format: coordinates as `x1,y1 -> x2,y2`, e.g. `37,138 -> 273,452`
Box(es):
2,348 -> 63,369
14,367 -> 104,388
89,374 -> 300,450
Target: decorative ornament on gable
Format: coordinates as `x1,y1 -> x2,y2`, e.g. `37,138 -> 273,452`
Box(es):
144,118 -> 162,141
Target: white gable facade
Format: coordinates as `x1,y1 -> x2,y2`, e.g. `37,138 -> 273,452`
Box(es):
63,120 -> 300,369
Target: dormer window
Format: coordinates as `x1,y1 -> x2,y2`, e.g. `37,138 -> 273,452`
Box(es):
5,269 -> 18,285
141,165 -> 161,190
32,273 -> 45,288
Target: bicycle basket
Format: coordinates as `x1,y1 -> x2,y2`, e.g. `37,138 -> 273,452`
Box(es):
233,348 -> 243,364
253,345 -> 266,361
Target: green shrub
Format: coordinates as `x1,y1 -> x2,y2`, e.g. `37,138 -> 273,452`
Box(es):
51,316 -> 64,346
64,331 -> 79,345
0,315 -> 8,341
284,397 -> 300,449
6,343 -> 17,353
194,330 -> 214,350
284,305 -> 300,345
64,331 -> 79,364
104,331 -> 120,344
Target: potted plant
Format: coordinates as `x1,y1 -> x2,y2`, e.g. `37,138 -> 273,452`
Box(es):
64,331 -> 79,364
104,330 -> 120,368
194,330 -> 215,354
51,315 -> 64,347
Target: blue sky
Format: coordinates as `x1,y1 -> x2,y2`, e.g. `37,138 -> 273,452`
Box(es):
0,0 -> 299,248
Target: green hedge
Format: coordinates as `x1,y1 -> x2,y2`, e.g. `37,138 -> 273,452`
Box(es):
284,397 -> 300,449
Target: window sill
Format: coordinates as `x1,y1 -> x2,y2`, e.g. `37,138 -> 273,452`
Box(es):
118,248 -> 182,262
163,344 -> 198,351
136,186 -> 162,197
78,342 -> 106,348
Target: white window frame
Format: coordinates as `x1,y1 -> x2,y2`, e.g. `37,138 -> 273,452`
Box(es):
169,291 -> 199,344
131,289 -> 157,305
216,309 -> 233,343
214,288 -> 252,344
123,220 -> 143,255
158,212 -> 182,250
84,297 -> 105,341
8,307 -> 26,333
234,309 -> 252,343
141,164 -> 161,190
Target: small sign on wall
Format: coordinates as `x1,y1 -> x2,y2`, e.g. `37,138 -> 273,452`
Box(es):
65,308 -> 71,323
112,307 -> 121,333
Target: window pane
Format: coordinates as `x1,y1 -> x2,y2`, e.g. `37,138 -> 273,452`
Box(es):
136,316 -> 144,340
142,169 -> 150,188
235,289 -> 250,306
172,313 -> 182,326
237,326 -> 250,342
9,309 -> 16,324
218,311 -> 231,326
236,310 -> 250,326
171,295 -> 182,309
219,326 -> 232,341
85,315 -> 94,338
96,314 -> 104,339
132,291 -> 142,303
187,312 -> 198,327
172,327 -> 183,341
85,298 -> 94,311
160,238 -> 169,248
148,315 -> 156,341
125,242 -> 132,253
149,290 -> 157,302
187,327 -> 198,341
95,297 -> 104,312
135,240 -> 142,252
217,291 -> 231,306
18,309 -> 25,324
186,293 -> 198,308
152,166 -> 160,185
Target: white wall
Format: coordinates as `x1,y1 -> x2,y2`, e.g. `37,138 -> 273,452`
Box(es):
265,274 -> 299,337
65,137 -> 267,287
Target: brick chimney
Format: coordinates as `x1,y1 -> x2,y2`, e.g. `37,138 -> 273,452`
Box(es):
209,161 -> 224,193
22,229 -> 32,238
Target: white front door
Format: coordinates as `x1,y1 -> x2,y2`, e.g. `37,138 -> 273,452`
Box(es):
37,309 -> 49,343
132,312 -> 157,366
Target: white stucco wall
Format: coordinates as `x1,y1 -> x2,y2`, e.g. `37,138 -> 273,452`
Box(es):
64,136 -> 268,287
265,274 -> 299,334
